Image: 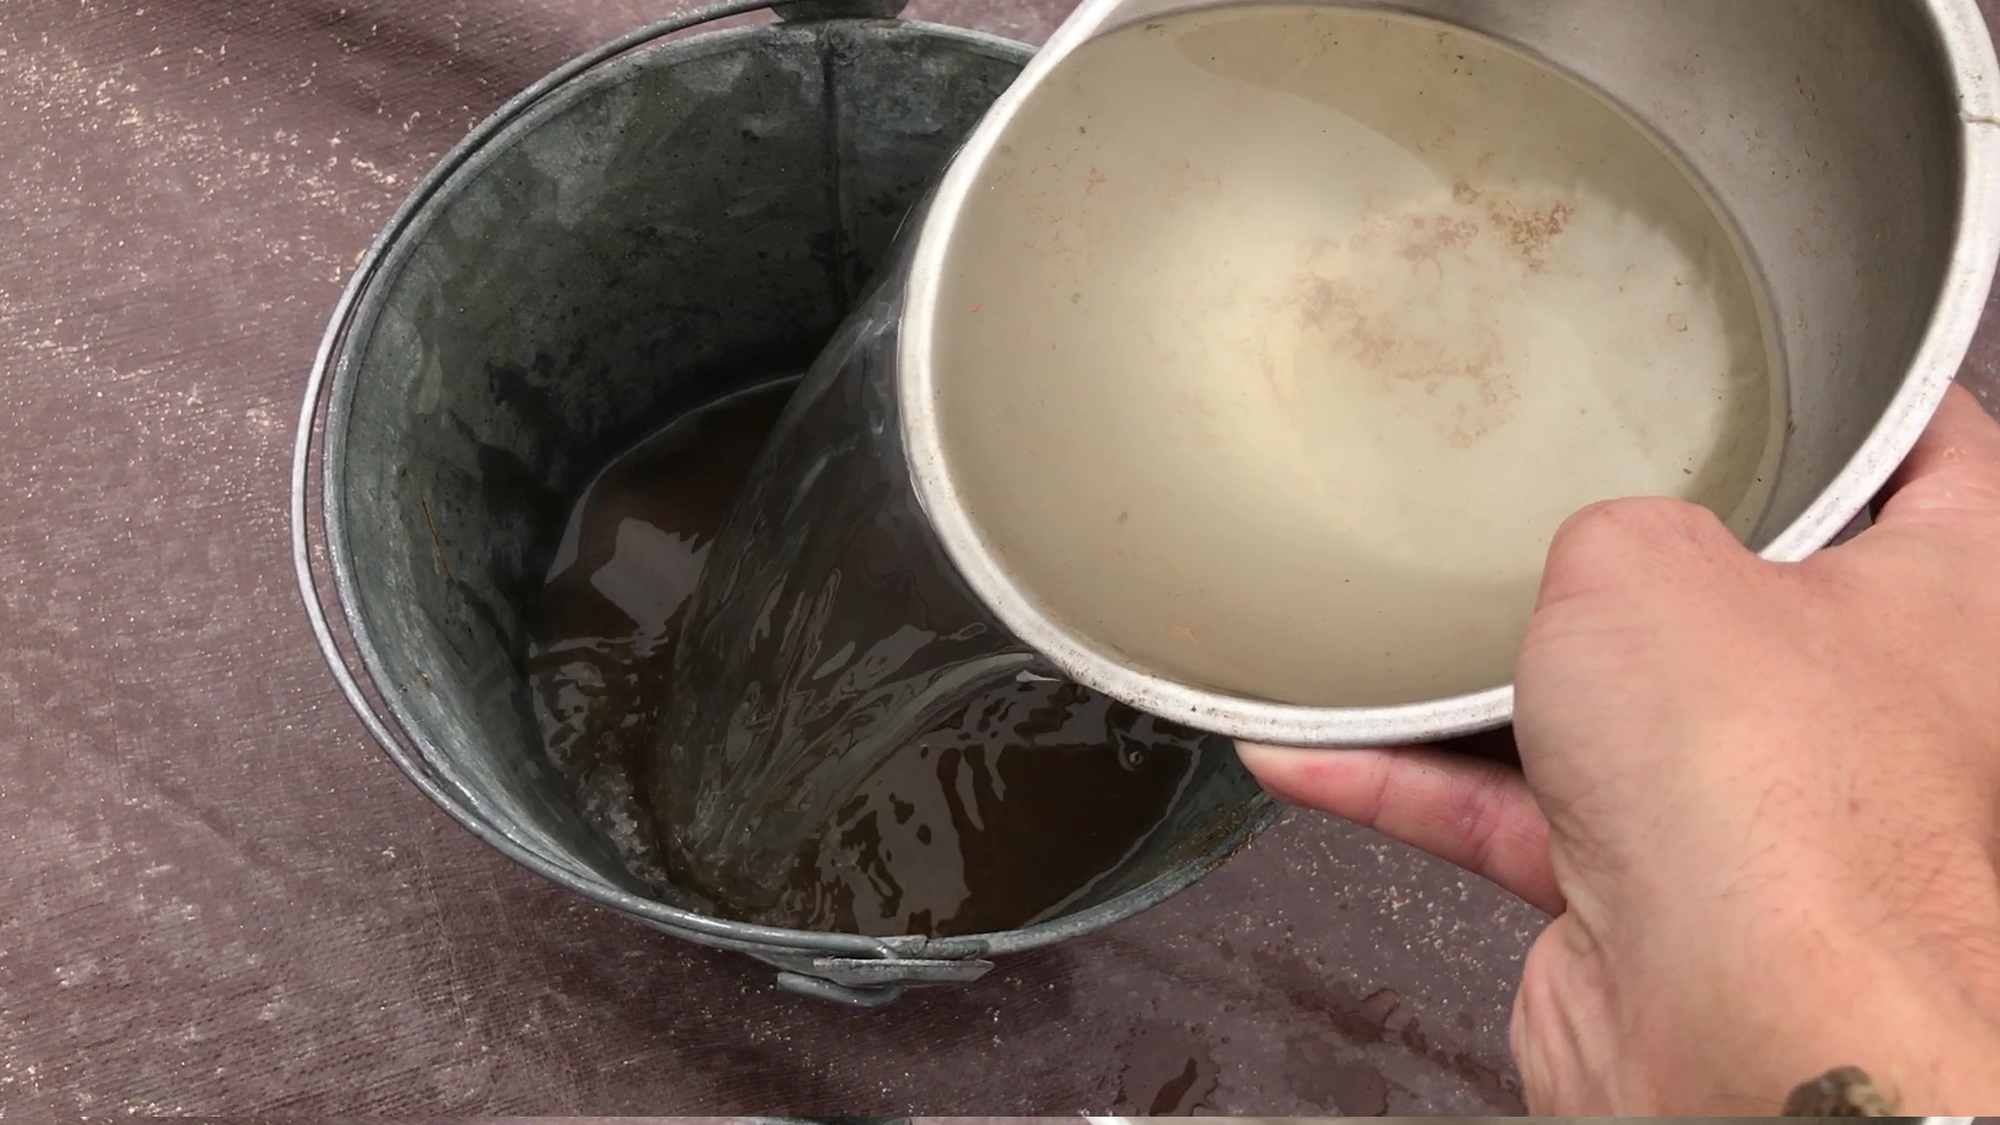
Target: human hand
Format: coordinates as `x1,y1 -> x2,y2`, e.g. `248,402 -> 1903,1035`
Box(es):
1240,385 -> 2000,1113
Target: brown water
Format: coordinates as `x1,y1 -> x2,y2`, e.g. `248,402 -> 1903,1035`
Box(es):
527,379 -> 1214,936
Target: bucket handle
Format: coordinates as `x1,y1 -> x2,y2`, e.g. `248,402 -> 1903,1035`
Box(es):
291,0 -> 994,1008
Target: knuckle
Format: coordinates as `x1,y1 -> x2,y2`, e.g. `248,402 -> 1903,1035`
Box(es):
1539,498 -> 1741,611
1547,497 -> 1729,571
1446,765 -> 1512,870
1546,500 -> 1632,563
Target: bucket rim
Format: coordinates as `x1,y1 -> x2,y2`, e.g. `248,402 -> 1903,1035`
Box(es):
292,1 -> 1276,987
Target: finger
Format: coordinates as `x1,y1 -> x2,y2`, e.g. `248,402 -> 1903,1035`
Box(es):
1874,384 -> 2000,526
1237,743 -> 1564,914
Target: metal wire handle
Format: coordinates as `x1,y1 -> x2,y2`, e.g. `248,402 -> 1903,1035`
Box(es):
290,0 -> 990,1008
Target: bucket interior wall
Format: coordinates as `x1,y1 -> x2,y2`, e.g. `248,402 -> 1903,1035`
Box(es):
329,19 -> 1267,912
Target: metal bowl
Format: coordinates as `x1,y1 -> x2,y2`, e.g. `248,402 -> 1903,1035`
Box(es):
899,0 -> 2000,745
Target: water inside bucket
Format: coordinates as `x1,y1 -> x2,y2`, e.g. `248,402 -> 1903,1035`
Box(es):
529,379 -> 1221,935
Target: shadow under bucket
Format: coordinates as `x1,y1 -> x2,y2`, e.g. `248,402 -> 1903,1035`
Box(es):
294,1 -> 1275,1007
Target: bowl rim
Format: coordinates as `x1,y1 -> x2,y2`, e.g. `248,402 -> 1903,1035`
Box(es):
899,0 -> 2000,748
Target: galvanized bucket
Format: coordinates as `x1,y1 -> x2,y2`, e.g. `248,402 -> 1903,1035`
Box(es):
292,0 -> 1276,1007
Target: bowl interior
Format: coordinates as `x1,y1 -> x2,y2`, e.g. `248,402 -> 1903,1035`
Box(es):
902,0 -> 1983,735
1070,0 -> 1972,538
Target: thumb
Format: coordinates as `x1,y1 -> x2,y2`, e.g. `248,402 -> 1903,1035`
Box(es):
1237,743 -> 1563,914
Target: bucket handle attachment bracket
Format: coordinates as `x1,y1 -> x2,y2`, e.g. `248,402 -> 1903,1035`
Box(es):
772,955 -> 996,1007
774,0 -> 911,20
760,936 -> 996,1006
